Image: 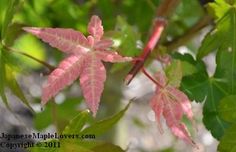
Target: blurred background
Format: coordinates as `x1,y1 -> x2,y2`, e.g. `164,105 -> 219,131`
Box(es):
0,0 -> 218,151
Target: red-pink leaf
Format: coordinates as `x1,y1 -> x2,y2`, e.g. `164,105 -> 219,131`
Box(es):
79,53 -> 106,116
24,15 -> 132,116
150,72 -> 196,147
23,27 -> 89,55
94,39 -> 113,50
150,94 -> 164,133
95,50 -> 132,62
42,55 -> 83,104
88,15 -> 104,41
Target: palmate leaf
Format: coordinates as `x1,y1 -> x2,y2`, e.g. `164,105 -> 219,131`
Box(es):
41,55 -> 83,103
182,3 -> 236,140
24,15 -> 132,116
177,52 -> 230,139
180,53 -> 231,139
150,72 -> 196,146
181,68 -> 230,139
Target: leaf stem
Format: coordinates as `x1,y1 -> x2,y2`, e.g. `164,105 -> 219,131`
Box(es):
3,44 -> 55,71
142,68 -> 163,88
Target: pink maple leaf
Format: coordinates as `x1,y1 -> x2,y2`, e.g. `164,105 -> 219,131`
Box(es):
23,15 -> 132,116
150,71 -> 197,147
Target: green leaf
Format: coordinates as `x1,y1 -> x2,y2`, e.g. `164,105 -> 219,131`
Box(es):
91,143 -> 125,152
172,52 -> 205,74
181,9 -> 236,140
34,98 -> 82,130
213,8 -> 236,94
207,0 -> 231,19
180,54 -> 230,139
202,78 -> 230,140
218,124 -> 236,152
215,47 -> 236,94
166,0 -> 204,38
197,29 -> 221,59
28,147 -> 58,152
182,73 -> 230,139
181,72 -> 209,103
194,7 -> 236,140
194,4 -> 236,141
0,49 -> 10,109
175,50 -> 231,140
110,16 -> 141,72
219,95 -> 236,123
0,49 -> 33,111
197,8 -> 234,59
63,110 -> 90,134
180,60 -> 197,76
61,140 -> 105,150
4,23 -> 24,46
113,16 -> 141,56
60,142 -> 93,152
1,0 -> 20,40
80,102 -> 130,137
165,60 -> 182,87
5,65 -> 34,111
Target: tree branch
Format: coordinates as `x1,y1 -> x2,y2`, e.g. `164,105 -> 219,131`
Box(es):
165,15 -> 212,51
125,0 -> 181,85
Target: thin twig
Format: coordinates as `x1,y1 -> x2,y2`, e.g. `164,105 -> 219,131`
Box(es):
142,68 -> 163,88
3,45 -> 55,71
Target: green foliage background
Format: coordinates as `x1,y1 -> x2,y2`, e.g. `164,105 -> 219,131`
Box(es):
0,0 -> 236,151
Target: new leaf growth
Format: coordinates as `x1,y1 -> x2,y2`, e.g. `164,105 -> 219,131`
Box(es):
23,15 -> 132,116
